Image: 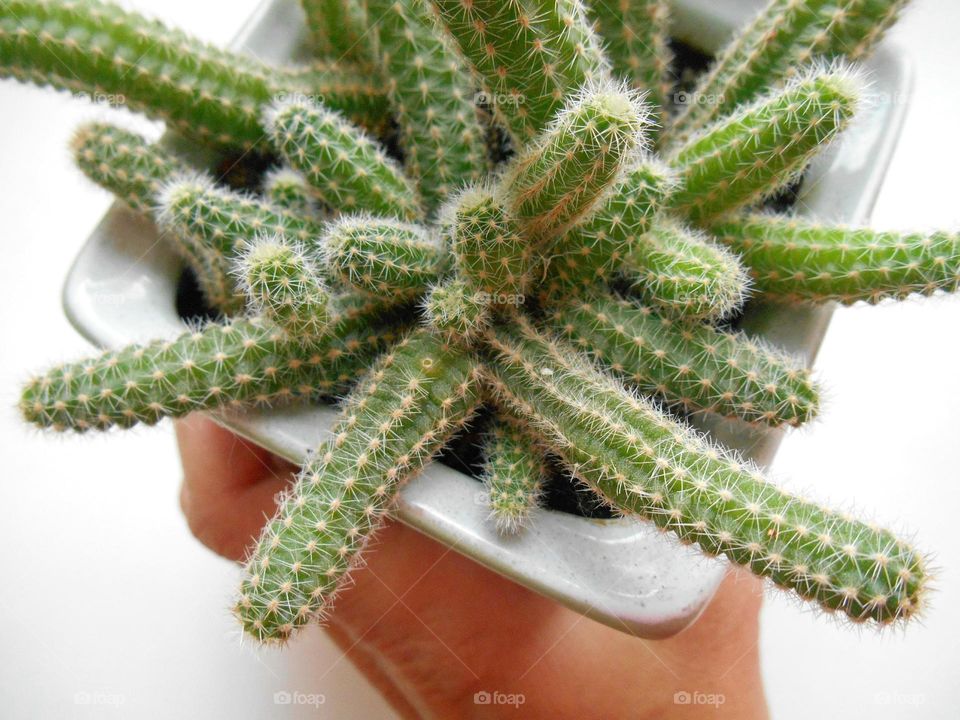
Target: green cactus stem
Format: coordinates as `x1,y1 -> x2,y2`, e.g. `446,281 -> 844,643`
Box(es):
239,237 -> 333,342
301,0 -> 373,66
445,183 -> 536,302
501,82 -> 649,242
71,122 -> 192,215
423,278 -> 492,345
541,159 -> 671,290
157,175 -> 325,257
548,293 -> 820,427
264,98 -> 421,220
427,0 -> 609,142
482,415 -> 547,534
70,123 -> 245,311
621,218 -> 750,321
711,213 -> 960,304
325,215 -> 447,300
235,329 -> 482,642
0,0 -> 388,148
482,318 -> 928,625
666,0 -> 908,146
667,68 -> 861,225
20,301 -> 397,433
263,167 -> 320,218
365,0 -> 487,213
588,0 -> 672,128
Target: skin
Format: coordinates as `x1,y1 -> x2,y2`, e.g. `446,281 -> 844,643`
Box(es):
176,414 -> 769,719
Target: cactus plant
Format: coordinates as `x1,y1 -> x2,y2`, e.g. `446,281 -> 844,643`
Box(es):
9,0 -> 955,652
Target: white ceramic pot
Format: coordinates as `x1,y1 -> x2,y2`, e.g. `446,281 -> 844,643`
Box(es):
61,0 -> 912,638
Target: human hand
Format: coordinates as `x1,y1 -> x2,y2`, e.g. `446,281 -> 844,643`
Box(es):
176,413 -> 768,719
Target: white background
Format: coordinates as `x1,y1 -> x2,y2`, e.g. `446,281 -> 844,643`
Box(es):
1,1 -> 958,717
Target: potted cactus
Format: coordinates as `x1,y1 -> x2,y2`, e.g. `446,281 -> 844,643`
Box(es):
2,0 -> 953,659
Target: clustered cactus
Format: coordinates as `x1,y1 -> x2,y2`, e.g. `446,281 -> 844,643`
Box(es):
6,0 -> 957,644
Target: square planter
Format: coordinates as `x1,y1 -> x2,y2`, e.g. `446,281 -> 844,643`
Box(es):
61,0 -> 912,638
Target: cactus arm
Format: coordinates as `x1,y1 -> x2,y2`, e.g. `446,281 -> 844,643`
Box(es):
547,293 -> 820,428
620,218 -> 750,321
588,0 -> 673,128
665,0 -> 909,146
364,0 -> 487,213
481,318 -> 928,625
711,213 -> 960,304
482,415 -> 547,535
426,0 -> 609,142
157,176 -> 326,257
423,278 -> 492,345
264,98 -> 421,221
263,167 -> 320,218
70,123 -> 245,312
235,329 -> 482,642
71,123 -> 192,215
300,0 -> 373,65
325,215 -> 448,300
20,303 -> 397,433
541,159 -> 671,290
501,83 -> 649,243
238,238 -> 333,343
446,183 -> 536,302
0,0 -> 386,148
667,69 -> 861,225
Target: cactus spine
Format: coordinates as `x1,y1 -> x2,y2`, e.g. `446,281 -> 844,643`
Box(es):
483,318 -> 927,625
325,216 -> 447,300
665,0 -> 909,146
0,0 -> 386,148
548,293 -> 820,427
265,98 -> 421,220
667,68 -> 861,224
427,0 -> 609,142
364,0 -> 487,213
423,278 -> 492,345
236,329 -> 482,642
711,213 -> 960,304
482,417 -> 547,534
